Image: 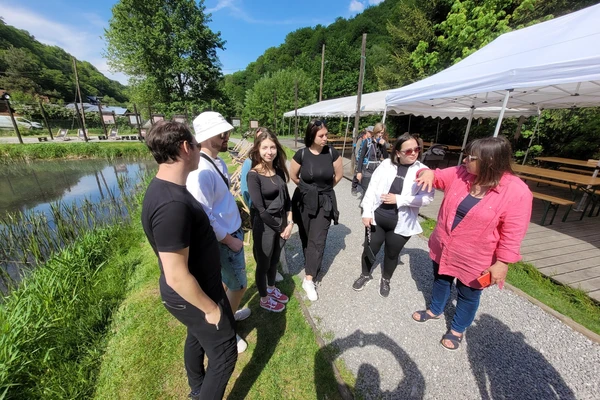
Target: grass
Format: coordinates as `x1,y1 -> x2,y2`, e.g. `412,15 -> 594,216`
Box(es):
94,230 -> 347,399
0,142 -> 151,164
418,217 -> 600,336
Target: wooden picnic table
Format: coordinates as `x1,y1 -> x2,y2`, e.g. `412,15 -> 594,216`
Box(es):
534,157 -> 599,169
513,164 -> 600,187
422,141 -> 462,152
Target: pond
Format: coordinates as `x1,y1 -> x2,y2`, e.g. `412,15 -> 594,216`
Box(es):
0,159 -> 156,289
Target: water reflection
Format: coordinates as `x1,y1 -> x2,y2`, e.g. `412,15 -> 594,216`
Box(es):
0,159 -> 155,218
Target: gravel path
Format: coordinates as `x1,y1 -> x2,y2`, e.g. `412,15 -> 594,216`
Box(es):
283,174 -> 600,400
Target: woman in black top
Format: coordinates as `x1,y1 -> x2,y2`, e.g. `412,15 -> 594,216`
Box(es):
290,120 -> 343,301
247,129 -> 293,312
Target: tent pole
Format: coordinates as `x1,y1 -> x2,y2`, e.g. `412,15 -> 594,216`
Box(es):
493,89 -> 512,137
382,108 -> 387,124
341,115 -> 351,160
435,118 -> 440,143
458,107 -> 475,165
522,109 -> 542,165
408,115 -> 411,133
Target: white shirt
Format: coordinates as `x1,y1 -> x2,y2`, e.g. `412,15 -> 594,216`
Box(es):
360,158 -> 434,236
186,151 -> 241,241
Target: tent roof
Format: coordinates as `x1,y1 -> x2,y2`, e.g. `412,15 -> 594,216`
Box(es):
284,90 -> 535,119
386,3 -> 600,113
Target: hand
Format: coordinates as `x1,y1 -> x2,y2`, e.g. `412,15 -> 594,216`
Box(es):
362,217 -> 372,228
357,172 -> 362,182
280,224 -> 293,240
483,261 -> 508,288
415,169 -> 435,192
204,303 -> 221,325
223,235 -> 243,252
380,193 -> 397,204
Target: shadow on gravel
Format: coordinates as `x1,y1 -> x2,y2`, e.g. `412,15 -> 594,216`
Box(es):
315,330 -> 425,400
406,249 -> 457,329
283,223 -> 352,282
467,314 -> 576,400
227,278 -> 293,400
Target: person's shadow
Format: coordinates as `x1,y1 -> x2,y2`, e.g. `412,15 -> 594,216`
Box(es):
226,276 -> 294,399
467,314 -> 576,400
315,330 -> 425,399
284,223 -> 352,282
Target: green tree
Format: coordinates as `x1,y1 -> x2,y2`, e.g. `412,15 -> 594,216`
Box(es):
243,69 -> 316,133
105,0 -> 224,106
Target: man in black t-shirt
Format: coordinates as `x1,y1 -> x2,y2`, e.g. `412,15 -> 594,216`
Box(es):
141,121 -> 237,400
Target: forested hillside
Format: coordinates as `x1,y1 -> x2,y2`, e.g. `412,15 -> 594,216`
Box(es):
0,18 -> 128,103
222,0 -> 600,159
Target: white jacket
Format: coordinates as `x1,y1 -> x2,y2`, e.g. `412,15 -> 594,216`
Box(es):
360,159 -> 434,236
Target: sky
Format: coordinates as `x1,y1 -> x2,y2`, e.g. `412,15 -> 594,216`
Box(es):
1,0 -> 384,85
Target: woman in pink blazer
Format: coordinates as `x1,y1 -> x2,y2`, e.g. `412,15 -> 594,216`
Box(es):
412,136 -> 532,351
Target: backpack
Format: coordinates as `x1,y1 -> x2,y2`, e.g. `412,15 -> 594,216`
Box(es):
360,139 -> 382,166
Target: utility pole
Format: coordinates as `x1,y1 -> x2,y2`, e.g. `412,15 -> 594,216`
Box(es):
38,98 -> 53,140
2,95 -> 23,144
294,80 -> 299,148
351,33 -> 367,173
97,99 -> 108,137
133,103 -> 143,137
319,43 -> 325,102
72,57 -> 88,142
273,89 -> 277,134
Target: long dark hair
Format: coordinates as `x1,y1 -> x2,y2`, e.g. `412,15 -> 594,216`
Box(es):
465,136 -> 514,187
304,119 -> 327,147
249,128 -> 290,182
391,132 -> 419,166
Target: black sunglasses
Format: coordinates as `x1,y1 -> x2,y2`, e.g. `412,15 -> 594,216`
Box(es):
313,119 -> 327,128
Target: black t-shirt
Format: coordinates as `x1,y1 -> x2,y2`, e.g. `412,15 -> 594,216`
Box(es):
376,163 -> 412,220
452,194 -> 481,231
293,145 -> 340,189
247,168 -> 291,232
141,177 -> 223,303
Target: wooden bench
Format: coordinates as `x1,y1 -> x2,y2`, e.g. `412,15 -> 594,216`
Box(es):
558,166 -> 593,175
516,174 -> 572,190
531,191 -> 575,225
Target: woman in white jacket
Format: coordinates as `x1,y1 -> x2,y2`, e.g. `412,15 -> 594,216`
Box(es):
353,133 -> 434,297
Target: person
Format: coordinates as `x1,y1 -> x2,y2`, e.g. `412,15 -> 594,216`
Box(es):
240,127 -> 284,282
351,126 -> 373,196
356,124 -> 388,192
412,136 -> 532,351
247,129 -> 293,312
290,119 -> 343,301
186,111 -> 250,354
372,122 -> 390,158
141,121 -> 237,400
353,133 -> 434,297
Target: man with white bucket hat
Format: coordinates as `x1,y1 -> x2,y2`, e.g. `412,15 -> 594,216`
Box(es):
187,111 -> 250,354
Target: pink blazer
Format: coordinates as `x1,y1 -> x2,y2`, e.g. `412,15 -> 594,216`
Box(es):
429,166 -> 532,288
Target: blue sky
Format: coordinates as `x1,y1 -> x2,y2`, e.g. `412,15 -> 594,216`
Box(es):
1,0 -> 384,85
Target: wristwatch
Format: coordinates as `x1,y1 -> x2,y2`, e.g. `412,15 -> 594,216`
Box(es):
287,220 -> 294,226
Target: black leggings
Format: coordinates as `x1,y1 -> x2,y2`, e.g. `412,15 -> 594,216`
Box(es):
296,205 -> 332,278
361,212 -> 410,280
252,217 -> 282,297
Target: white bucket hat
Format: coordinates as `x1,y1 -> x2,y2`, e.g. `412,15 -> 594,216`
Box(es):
193,111 -> 233,143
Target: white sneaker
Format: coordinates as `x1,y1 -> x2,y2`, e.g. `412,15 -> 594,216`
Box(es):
234,307 -> 251,321
275,271 -> 284,282
236,334 -> 247,353
302,278 -> 318,301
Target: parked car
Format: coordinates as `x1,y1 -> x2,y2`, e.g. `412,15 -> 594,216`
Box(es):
0,116 -> 43,130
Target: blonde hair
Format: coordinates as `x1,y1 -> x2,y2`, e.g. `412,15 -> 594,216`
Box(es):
373,122 -> 386,135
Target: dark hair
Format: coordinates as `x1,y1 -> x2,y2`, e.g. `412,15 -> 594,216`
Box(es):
304,119 -> 327,147
249,128 -> 290,182
465,136 -> 514,187
391,132 -> 419,165
145,121 -> 194,164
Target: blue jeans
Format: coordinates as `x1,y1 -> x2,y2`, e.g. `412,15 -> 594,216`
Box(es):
429,261 -> 482,333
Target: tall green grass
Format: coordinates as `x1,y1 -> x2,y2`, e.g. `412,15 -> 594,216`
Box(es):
0,143 -> 151,165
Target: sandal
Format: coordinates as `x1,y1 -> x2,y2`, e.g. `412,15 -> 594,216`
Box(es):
440,331 -> 463,351
412,310 -> 440,323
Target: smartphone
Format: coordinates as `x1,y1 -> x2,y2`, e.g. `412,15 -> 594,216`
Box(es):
477,272 -> 492,288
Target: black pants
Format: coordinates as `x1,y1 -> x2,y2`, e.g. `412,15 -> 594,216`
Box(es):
296,204 -> 332,278
253,217 -> 282,297
361,211 -> 410,280
162,289 -> 237,399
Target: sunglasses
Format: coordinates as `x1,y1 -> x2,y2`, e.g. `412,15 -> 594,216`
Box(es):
399,146 -> 421,156
187,141 -> 200,150
465,155 -> 479,162
313,120 -> 326,128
